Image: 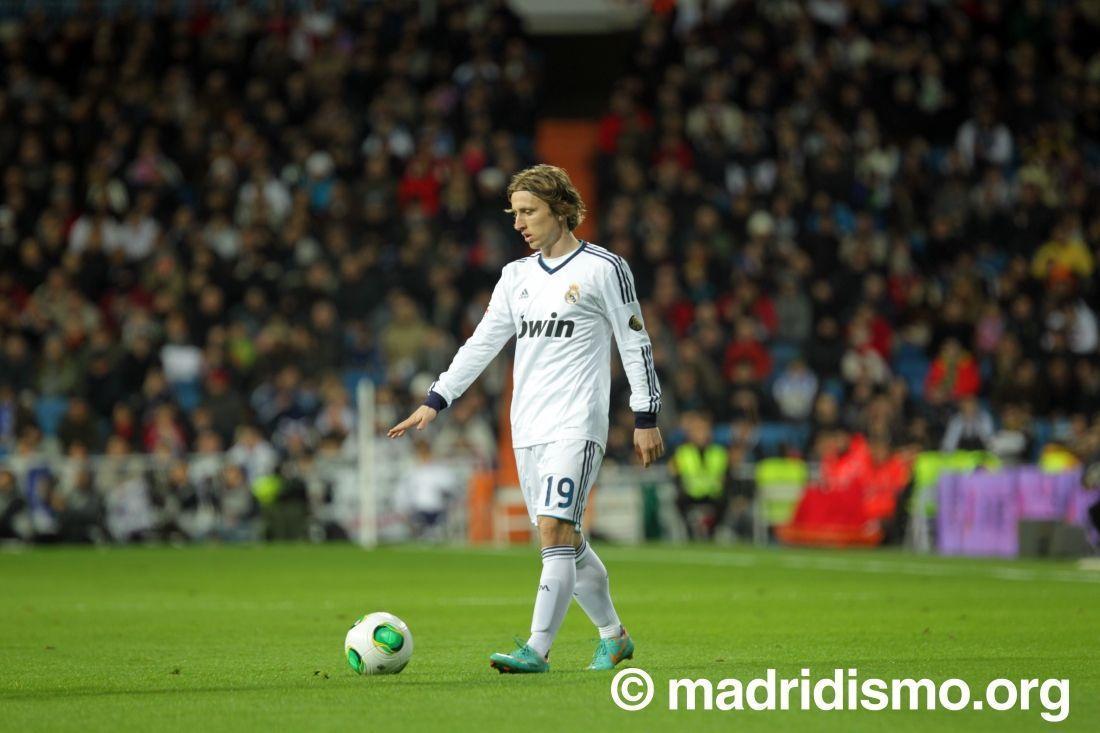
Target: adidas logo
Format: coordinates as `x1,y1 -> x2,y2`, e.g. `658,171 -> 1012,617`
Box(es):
520,289 -> 529,299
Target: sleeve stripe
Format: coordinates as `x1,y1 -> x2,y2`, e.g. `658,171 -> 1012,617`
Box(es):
584,248 -> 634,304
648,345 -> 660,412
583,249 -> 626,302
641,345 -> 661,412
589,244 -> 637,302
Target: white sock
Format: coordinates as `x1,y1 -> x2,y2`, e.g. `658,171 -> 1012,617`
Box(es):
527,545 -> 576,658
573,537 -> 623,639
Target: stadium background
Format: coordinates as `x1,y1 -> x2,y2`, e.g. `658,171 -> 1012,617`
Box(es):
2,0 -> 1099,550
2,2 -> 1100,732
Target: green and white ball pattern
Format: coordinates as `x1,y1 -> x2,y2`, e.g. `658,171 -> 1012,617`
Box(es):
344,611 -> 413,675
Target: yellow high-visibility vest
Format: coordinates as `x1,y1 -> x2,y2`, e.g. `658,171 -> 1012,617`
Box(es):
673,444 -> 728,499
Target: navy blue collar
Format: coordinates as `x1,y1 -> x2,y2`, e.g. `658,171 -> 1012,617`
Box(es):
538,241 -> 587,274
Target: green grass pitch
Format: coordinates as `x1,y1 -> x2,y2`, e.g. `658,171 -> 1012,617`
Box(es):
1,543 -> 1097,732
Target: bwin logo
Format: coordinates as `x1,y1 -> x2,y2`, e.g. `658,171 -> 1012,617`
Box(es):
519,312 -> 575,339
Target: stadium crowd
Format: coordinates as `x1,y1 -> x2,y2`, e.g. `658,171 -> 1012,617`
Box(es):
0,0 -> 532,541
596,0 -> 1100,473
1,0 -> 1100,543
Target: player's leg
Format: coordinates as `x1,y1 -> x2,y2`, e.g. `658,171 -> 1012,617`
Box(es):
488,442 -> 572,669
490,441 -> 592,673
568,444 -> 634,670
525,514 -> 578,660
573,535 -> 621,638
525,440 -> 597,659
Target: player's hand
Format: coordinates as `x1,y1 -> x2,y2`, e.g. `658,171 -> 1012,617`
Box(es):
387,405 -> 438,438
634,427 -> 665,468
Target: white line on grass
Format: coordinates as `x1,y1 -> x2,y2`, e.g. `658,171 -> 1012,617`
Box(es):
391,545 -> 1100,584
608,550 -> 1100,585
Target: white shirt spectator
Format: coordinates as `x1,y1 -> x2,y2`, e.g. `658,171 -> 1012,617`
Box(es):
840,345 -> 890,385
397,460 -> 459,515
204,216 -> 242,260
941,404 -> 995,451
68,214 -> 123,255
117,214 -> 160,261
1068,300 -> 1098,354
227,434 -> 279,483
772,362 -> 819,421
955,117 -> 1014,171
160,342 -> 203,384
236,176 -> 292,227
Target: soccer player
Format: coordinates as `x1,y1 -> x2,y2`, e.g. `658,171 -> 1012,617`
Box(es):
388,164 -> 664,673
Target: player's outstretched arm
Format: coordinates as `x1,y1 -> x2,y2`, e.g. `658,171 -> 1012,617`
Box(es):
634,426 -> 665,468
387,406 -> 438,438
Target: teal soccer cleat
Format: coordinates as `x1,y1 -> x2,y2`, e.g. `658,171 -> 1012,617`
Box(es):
587,628 -> 634,671
490,641 -> 550,674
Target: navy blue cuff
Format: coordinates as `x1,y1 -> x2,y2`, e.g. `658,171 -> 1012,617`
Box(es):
423,391 -> 448,412
634,411 -> 658,429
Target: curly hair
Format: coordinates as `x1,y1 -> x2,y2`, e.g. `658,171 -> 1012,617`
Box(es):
505,164 -> 587,231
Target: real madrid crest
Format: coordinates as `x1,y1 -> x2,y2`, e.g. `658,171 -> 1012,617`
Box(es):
565,283 -> 581,304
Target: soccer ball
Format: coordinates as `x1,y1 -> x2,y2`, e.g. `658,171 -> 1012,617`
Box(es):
344,611 -> 413,675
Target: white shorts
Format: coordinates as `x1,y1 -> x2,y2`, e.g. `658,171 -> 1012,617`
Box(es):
514,439 -> 604,529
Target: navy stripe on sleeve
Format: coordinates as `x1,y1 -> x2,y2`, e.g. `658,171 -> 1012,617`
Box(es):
640,346 -> 654,412
641,345 -> 661,412
590,244 -> 636,302
583,248 -> 632,304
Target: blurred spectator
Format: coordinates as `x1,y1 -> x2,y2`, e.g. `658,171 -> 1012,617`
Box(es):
142,404 -> 188,456
160,314 -> 203,387
725,441 -> 755,540
0,383 -> 33,455
52,464 -> 106,544
989,404 -> 1036,465
36,335 -> 80,397
84,338 -> 126,420
772,358 -> 819,422
227,424 -> 278,484
219,463 -> 261,542
0,335 -> 35,393
313,377 -> 356,442
431,393 -> 496,465
200,371 -> 249,445
382,292 -> 433,375
840,324 -> 890,386
57,397 -> 101,453
722,318 -> 771,383
941,396 -> 995,452
924,339 -> 981,401
99,436 -> 157,542
805,317 -> 845,382
0,468 -> 28,540
955,104 -> 1013,172
669,411 -> 728,541
268,448 -> 312,541
1031,214 -> 1094,283
397,440 -> 460,541
774,277 -> 812,344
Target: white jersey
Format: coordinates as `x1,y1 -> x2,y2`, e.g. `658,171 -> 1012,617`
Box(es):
428,241 -> 661,449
